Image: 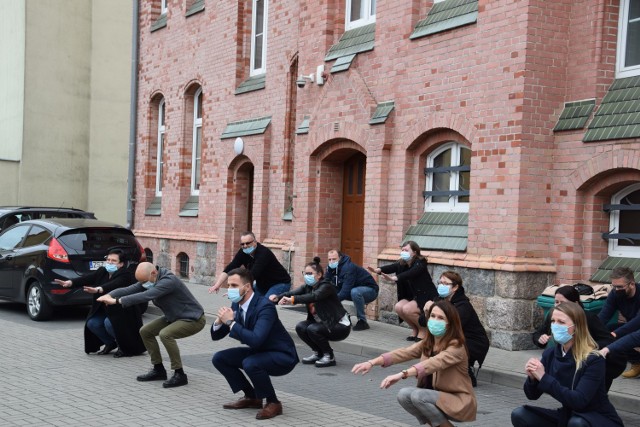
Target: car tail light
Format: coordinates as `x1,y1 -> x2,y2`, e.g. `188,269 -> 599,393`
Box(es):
47,238 -> 70,263
136,239 -> 147,262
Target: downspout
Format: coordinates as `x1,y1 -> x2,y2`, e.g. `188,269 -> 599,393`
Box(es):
126,0 -> 139,230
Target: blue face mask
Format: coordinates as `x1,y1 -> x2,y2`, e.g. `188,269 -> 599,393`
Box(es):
328,261 -> 339,269
105,263 -> 119,274
400,251 -> 411,261
427,319 -> 447,337
304,274 -> 317,286
437,283 -> 452,298
242,245 -> 256,255
142,281 -> 155,289
227,285 -> 247,304
551,323 -> 574,345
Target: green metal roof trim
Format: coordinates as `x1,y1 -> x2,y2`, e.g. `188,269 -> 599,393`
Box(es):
144,196 -> 162,216
221,116 -> 272,139
330,54 -> 356,73
369,101 -> 395,125
185,0 -> 205,17
235,74 -> 266,95
295,116 -> 310,135
325,23 -> 375,61
404,212 -> 468,251
179,195 -> 199,217
150,14 -> 167,32
590,256 -> 640,283
410,0 -> 478,40
553,99 -> 596,132
583,76 -> 640,142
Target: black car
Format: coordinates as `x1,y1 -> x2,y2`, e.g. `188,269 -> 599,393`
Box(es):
0,206 -> 96,232
0,218 -> 145,320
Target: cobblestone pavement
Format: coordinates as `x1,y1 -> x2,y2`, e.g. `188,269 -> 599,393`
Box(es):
1,300 -> 640,426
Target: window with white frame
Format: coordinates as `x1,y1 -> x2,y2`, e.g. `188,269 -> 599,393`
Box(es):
191,89 -> 202,194
160,0 -> 168,14
346,0 -> 376,30
156,100 -> 166,196
608,183 -> 640,257
617,0 -> 640,78
250,0 -> 268,76
424,142 -> 470,212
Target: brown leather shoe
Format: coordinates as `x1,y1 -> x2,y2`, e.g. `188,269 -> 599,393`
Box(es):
256,402 -> 283,420
222,397 -> 263,410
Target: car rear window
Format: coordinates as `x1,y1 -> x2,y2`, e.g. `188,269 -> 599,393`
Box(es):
58,229 -> 137,256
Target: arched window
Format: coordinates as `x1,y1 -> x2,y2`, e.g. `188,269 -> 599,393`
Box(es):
191,89 -> 203,194
608,183 -> 640,257
156,99 -> 166,196
250,0 -> 268,76
424,142 -> 471,212
177,252 -> 189,278
144,248 -> 154,264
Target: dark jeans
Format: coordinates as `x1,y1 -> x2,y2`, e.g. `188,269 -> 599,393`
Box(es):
86,312 -> 116,346
295,319 -> 351,356
212,347 -> 297,401
511,406 -> 591,427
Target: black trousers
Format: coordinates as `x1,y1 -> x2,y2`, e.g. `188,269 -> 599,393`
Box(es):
295,319 -> 350,355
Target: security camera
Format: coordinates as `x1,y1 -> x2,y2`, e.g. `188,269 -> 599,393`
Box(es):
296,73 -> 314,89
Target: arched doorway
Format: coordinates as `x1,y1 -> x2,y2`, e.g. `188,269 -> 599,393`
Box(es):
340,152 -> 366,265
232,162 -> 254,242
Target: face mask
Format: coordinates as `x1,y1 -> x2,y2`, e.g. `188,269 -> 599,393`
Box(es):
304,274 -> 317,286
228,285 -> 247,304
551,323 -> 573,345
105,263 -> 119,274
437,283 -> 452,298
400,251 -> 411,261
242,245 -> 256,255
616,289 -> 627,297
427,319 -> 447,337
142,281 -> 155,289
328,261 -> 339,269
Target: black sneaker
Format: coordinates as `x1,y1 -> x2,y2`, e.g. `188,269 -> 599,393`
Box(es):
315,354 -> 336,367
302,353 -> 321,364
136,367 -> 168,382
353,320 -> 370,331
163,372 -> 188,388
468,366 -> 478,388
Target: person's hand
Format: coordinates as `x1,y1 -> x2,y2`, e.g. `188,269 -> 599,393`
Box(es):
268,294 -> 279,303
423,300 -> 434,313
525,357 -> 545,381
96,295 -> 116,305
278,296 -> 293,306
352,361 -> 373,375
54,279 -> 72,288
611,331 -> 617,338
538,334 -> 550,345
599,347 -> 610,358
380,373 -> 402,389
380,272 -> 397,282
208,282 -> 222,294
366,266 -> 380,274
217,306 -> 234,325
83,286 -> 101,294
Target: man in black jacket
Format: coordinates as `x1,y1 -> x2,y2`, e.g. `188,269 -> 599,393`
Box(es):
209,232 -> 291,298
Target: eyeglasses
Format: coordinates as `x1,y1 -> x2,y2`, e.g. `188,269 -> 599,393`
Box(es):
612,282 -> 632,291
239,240 -> 255,247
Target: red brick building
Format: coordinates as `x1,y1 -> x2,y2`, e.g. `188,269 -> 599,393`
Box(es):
133,0 -> 640,349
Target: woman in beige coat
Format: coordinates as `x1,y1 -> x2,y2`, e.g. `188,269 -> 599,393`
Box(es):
352,300 -> 477,426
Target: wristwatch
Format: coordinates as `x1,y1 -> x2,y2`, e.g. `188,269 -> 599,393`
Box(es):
225,319 -> 233,326
401,369 -> 409,379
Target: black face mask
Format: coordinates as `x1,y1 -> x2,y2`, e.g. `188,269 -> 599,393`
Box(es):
616,289 -> 628,297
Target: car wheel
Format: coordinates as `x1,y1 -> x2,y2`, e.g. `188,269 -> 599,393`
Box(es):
27,282 -> 53,321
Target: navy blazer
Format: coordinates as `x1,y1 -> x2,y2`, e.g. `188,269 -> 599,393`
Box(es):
211,294 -> 299,365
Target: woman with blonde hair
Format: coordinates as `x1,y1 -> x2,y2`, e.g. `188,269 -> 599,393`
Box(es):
511,301 -> 622,427
352,300 -> 477,426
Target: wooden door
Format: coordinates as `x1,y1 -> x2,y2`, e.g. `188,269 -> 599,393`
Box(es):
340,153 -> 366,265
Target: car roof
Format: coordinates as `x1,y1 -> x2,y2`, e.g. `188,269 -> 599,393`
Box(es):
0,206 -> 93,214
17,218 -> 131,232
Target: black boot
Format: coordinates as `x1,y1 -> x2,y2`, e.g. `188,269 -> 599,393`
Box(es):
468,365 -> 478,387
136,366 -> 168,382
163,371 -> 188,388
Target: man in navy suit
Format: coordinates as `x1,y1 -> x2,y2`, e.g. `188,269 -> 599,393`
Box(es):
211,267 -> 298,420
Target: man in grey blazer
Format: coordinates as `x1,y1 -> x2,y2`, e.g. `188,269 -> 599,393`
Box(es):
98,262 -> 206,388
